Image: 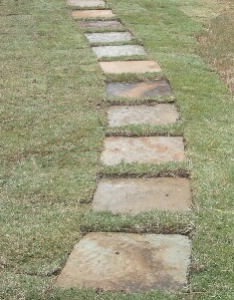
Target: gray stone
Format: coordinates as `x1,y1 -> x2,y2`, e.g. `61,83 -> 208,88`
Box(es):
78,20 -> 123,30
107,104 -> 179,127
92,45 -> 146,58
56,232 -> 191,292
85,32 -> 132,43
101,136 -> 185,166
99,60 -> 162,74
107,80 -> 171,98
67,0 -> 105,7
72,10 -> 115,19
93,178 -> 192,213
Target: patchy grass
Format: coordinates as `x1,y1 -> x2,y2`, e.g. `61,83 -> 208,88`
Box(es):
2,0 -> 234,299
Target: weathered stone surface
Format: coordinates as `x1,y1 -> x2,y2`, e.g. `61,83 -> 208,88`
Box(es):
107,104 -> 179,127
92,45 -> 146,58
78,20 -> 123,29
93,178 -> 192,213
107,80 -> 171,98
67,0 -> 105,7
56,232 -> 191,292
72,10 -> 115,19
86,32 -> 132,43
99,60 -> 162,74
101,137 -> 185,166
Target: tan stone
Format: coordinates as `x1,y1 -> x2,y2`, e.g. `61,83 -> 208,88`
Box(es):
67,0 -> 105,7
92,45 -> 146,58
78,20 -> 123,30
85,32 -> 132,43
72,10 -> 115,19
108,105 -> 179,127
101,137 -> 185,166
107,80 -> 171,98
93,178 -> 192,213
99,60 -> 162,74
56,232 -> 191,292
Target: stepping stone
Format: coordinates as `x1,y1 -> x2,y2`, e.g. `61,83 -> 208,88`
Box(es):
72,10 -> 115,19
56,232 -> 191,292
99,61 -> 162,74
107,80 -> 171,98
92,45 -> 146,58
101,137 -> 185,166
107,104 -> 179,127
85,32 -> 132,43
78,20 -> 123,30
93,178 -> 192,214
67,0 -> 105,7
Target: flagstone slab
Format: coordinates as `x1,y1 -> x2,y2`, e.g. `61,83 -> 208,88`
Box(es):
56,232 -> 191,292
78,20 -> 123,29
92,45 -> 146,58
93,178 -> 191,214
107,105 -> 179,127
99,60 -> 162,74
107,80 -> 171,98
101,137 -> 185,166
86,32 -> 132,43
67,0 -> 105,7
72,10 -> 115,19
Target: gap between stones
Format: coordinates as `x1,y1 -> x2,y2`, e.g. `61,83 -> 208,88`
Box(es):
56,0 -> 193,294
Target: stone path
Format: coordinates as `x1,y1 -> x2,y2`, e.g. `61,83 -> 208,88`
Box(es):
57,0 -> 192,293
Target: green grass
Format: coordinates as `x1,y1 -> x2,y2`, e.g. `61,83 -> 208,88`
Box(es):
1,0 -> 234,299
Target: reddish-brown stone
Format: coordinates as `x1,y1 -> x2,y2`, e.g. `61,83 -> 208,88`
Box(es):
56,233 -> 191,292
101,136 -> 185,166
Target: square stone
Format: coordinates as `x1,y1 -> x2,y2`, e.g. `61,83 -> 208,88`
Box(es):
107,104 -> 179,127
67,0 -> 105,7
85,32 -> 132,43
72,10 -> 115,19
78,20 -> 123,30
56,232 -> 191,292
93,178 -> 192,213
107,80 -> 171,98
101,137 -> 185,166
99,61 -> 162,74
92,45 -> 146,58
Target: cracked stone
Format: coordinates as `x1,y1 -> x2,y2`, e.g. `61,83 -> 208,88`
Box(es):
99,60 -> 161,74
86,32 -> 132,43
72,10 -> 115,19
78,20 -> 123,30
93,178 -> 192,213
101,136 -> 185,166
67,0 -> 105,7
92,45 -> 146,58
107,80 -> 171,98
56,232 -> 191,292
107,104 -> 179,127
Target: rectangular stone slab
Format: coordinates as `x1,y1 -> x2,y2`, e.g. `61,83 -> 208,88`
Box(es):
99,61 -> 162,74
78,20 -> 123,30
101,136 -> 185,166
107,80 -> 171,98
72,10 -> 115,19
107,104 -> 179,127
93,178 -> 192,213
85,32 -> 132,43
56,232 -> 191,292
67,0 -> 105,7
92,45 -> 146,58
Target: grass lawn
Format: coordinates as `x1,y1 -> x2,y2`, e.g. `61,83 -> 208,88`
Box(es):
1,0 -> 234,299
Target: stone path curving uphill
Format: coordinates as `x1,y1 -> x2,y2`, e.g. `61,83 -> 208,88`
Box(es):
56,0 -> 192,293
